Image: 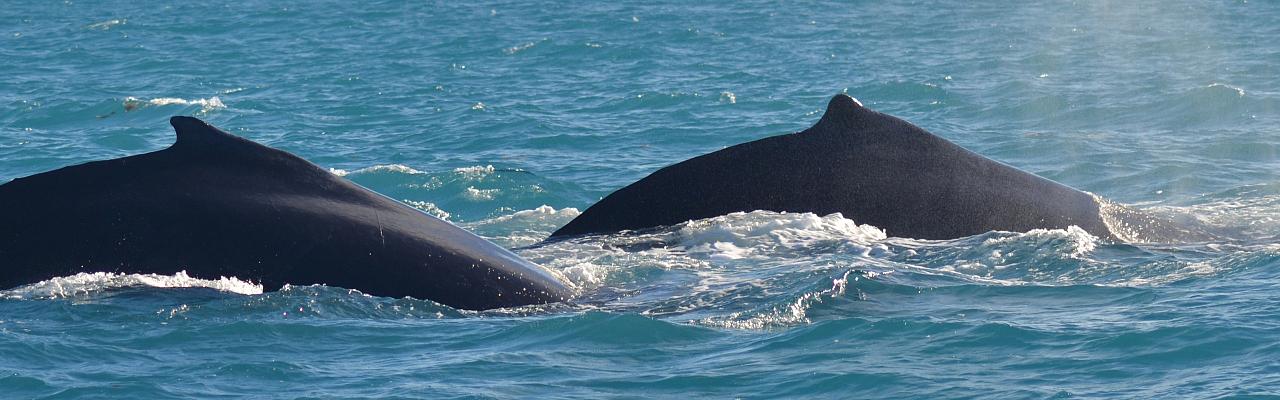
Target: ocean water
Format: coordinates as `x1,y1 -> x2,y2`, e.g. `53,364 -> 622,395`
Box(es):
3,0 -> 1280,398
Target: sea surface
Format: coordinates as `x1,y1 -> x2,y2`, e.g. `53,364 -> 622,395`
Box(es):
3,0 -> 1280,398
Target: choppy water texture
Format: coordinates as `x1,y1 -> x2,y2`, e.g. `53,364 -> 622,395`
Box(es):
3,0 -> 1280,398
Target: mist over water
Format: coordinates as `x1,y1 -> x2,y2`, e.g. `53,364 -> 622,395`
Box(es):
3,0 -> 1280,398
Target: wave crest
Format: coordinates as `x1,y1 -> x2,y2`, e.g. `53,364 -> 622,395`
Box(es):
2,271 -> 263,299
674,211 -> 888,260
697,270 -> 854,329
122,96 -> 226,113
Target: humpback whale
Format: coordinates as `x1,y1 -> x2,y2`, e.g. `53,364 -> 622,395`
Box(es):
551,94 -> 1209,242
0,117 -> 571,310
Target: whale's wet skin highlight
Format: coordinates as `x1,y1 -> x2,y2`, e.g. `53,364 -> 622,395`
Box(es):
3,0 -> 1280,398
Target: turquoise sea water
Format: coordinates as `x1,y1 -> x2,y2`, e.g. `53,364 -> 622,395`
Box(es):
3,0 -> 1280,398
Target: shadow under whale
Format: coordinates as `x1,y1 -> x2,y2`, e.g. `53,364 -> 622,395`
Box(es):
0,117 -> 572,310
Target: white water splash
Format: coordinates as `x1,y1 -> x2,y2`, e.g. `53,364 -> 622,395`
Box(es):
675,211 -> 888,260
453,165 -> 496,180
1207,82 -> 1246,97
1107,261 -> 1222,287
560,262 -> 610,289
123,96 -> 226,113
464,205 -> 580,247
463,186 -> 499,201
332,164 -> 498,181
503,41 -> 539,55
719,91 -> 737,104
86,19 -> 126,30
480,205 -> 579,225
2,271 -> 262,299
697,270 -> 853,330
979,225 -> 1099,258
402,200 -> 452,220
328,164 -> 425,177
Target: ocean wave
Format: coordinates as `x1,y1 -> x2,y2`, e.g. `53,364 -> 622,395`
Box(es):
696,270 -> 853,329
85,18 -> 126,30
673,211 -> 889,261
852,80 -> 954,105
2,271 -> 262,299
328,164 -> 425,177
330,163 -> 573,222
402,199 -> 452,220
463,186 -> 499,201
122,96 -> 226,113
978,225 -> 1099,259
334,164 -> 504,180
1206,82 -> 1247,97
464,205 -> 580,247
524,207 -> 1260,325
1164,186 -> 1280,243
502,40 -> 544,55
908,226 -> 1101,285
453,164 -> 497,180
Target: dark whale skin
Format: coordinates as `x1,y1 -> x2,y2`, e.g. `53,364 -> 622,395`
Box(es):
552,94 -> 1114,240
0,117 -> 571,311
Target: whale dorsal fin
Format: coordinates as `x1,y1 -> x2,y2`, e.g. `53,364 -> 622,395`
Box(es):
165,116 -> 332,182
809,94 -> 866,133
169,116 -> 257,150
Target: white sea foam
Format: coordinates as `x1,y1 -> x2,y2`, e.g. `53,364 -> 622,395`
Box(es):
123,96 -> 226,113
674,211 -> 888,260
485,205 -> 579,224
86,19 -> 126,30
1207,82 -> 1246,97
1107,261 -> 1221,287
331,164 -> 499,181
463,186 -> 499,201
402,200 -> 451,220
328,164 -> 427,177
503,41 -> 539,55
719,91 -> 736,104
560,262 -> 610,288
532,254 -> 617,292
454,165 -> 496,180
464,205 -> 580,247
1165,191 -> 1280,242
2,271 -> 262,299
980,225 -> 1099,258
916,226 -> 1102,286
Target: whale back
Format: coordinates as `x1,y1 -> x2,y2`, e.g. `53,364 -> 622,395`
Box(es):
0,117 -> 570,310
551,94 -> 1113,240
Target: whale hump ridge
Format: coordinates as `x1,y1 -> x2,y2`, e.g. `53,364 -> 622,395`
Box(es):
0,117 -> 572,310
549,93 -> 1116,240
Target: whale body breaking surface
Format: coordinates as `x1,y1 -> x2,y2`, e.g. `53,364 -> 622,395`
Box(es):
0,94 -> 1215,309
0,117 -> 571,310
552,94 -> 1212,243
